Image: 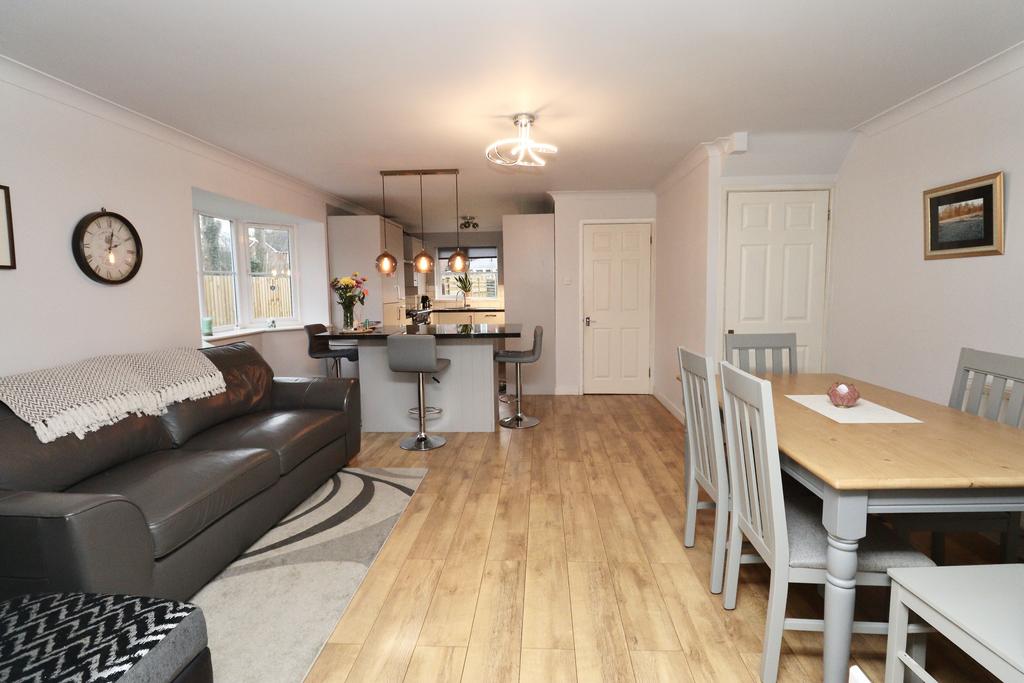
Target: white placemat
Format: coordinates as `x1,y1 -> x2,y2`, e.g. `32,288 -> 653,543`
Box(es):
786,394 -> 922,424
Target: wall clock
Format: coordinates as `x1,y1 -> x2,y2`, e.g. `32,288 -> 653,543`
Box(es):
71,209 -> 143,284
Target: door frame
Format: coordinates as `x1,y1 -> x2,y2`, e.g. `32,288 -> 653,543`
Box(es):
578,218 -> 656,395
717,186 -> 835,369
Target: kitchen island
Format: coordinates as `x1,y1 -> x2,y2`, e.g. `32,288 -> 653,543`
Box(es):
318,323 -> 521,433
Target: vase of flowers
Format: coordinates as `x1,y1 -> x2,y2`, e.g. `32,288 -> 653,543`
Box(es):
454,272 -> 473,308
331,272 -> 368,331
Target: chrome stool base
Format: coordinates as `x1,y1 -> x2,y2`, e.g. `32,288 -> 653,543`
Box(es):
400,434 -> 447,451
499,414 -> 539,430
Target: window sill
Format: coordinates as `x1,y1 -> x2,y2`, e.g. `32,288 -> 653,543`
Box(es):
202,324 -> 306,344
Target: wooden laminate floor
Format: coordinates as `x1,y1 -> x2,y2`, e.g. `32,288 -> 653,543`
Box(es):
306,395 -> 997,682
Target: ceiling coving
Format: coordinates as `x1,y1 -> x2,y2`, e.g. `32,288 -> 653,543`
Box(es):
486,113 -> 557,167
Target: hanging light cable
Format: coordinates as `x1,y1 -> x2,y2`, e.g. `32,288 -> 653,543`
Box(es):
448,172 -> 468,273
375,173 -> 397,276
412,173 -> 434,273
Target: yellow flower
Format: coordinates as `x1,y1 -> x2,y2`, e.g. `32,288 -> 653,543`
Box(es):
340,277 -> 355,287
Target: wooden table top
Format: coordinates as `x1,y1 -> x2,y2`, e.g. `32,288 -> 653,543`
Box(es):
761,373 -> 1024,491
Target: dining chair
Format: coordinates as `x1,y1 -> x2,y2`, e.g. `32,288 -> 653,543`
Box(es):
718,360 -> 933,683
724,332 -> 798,374
896,347 -> 1024,563
679,346 -> 731,594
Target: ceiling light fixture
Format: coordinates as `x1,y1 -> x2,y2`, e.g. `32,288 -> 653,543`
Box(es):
375,173 -> 398,277
486,113 -> 557,167
412,174 -> 434,274
459,216 -> 479,231
448,174 -> 468,273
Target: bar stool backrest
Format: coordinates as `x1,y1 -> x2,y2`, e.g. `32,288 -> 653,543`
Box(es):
388,334 -> 439,373
524,326 -> 543,362
304,324 -> 330,357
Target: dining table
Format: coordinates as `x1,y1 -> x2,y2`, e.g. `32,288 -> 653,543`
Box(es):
761,372 -> 1024,683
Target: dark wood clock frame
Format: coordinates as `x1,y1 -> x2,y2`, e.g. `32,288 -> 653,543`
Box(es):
71,210 -> 144,285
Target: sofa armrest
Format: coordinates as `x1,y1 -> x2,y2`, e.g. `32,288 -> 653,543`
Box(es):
0,491 -> 154,600
271,377 -> 359,414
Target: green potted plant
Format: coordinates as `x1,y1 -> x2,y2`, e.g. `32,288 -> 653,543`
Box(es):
454,272 -> 473,308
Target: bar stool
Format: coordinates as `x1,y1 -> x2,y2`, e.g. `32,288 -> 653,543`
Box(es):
387,333 -> 450,451
304,324 -> 358,377
494,326 -> 543,429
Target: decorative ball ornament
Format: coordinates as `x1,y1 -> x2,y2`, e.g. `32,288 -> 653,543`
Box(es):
376,249 -> 397,277
448,248 -> 469,273
413,249 -> 434,273
827,382 -> 861,408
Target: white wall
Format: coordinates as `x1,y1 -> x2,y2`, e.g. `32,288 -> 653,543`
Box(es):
652,151 -> 712,421
0,57 -> 344,375
549,191 -> 656,394
502,214 -> 556,394
827,50 -> 1024,403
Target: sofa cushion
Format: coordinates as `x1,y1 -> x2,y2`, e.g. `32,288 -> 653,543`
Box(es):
69,447 -> 278,558
0,403 -> 174,492
183,409 -> 348,475
159,343 -> 274,447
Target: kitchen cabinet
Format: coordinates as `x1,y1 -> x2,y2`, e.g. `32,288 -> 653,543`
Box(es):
382,301 -> 406,326
431,310 -> 505,325
327,215 -> 405,324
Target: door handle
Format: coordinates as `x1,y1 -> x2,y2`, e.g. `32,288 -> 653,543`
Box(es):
585,316 -> 592,326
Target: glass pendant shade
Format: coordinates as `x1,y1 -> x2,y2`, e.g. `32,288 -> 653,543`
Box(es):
448,248 -> 469,273
413,249 -> 434,273
376,249 -> 397,277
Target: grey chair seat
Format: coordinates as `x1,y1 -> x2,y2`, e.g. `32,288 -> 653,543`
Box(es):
71,448 -> 278,558
494,348 -> 539,363
787,496 -> 934,572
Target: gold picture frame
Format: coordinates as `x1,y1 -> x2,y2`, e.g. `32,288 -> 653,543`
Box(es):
923,171 -> 1004,260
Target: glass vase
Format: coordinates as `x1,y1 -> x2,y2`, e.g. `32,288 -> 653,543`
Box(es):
342,304 -> 355,331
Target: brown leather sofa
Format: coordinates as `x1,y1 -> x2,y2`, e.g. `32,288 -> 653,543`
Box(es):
0,342 -> 360,601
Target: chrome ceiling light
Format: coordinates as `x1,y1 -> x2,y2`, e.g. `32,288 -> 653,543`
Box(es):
448,174 -> 469,273
412,174 -> 434,274
486,113 -> 557,167
459,216 -> 479,231
375,173 -> 398,277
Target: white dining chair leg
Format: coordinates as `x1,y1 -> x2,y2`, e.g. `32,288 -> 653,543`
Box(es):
760,569 -> 789,683
683,473 -> 699,548
907,633 -> 928,683
710,499 -> 728,594
723,519 -> 743,610
1004,512 -> 1021,562
884,584 -> 911,683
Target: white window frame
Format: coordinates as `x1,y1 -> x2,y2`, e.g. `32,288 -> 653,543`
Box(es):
434,246 -> 500,301
195,213 -> 301,332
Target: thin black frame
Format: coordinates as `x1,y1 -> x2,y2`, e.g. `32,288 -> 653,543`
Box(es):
0,185 -> 14,270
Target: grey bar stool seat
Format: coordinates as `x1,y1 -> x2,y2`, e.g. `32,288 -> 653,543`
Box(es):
387,333 -> 450,451
304,324 -> 357,377
494,326 -> 543,429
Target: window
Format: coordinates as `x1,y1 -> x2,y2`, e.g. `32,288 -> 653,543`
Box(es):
196,214 -> 299,331
436,246 -> 499,299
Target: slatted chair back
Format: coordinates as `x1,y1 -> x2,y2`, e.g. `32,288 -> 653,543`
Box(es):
719,360 -> 788,566
678,347 -> 728,503
949,347 -> 1024,428
724,333 -> 798,375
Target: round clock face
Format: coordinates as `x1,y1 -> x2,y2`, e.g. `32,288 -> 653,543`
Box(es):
72,211 -> 143,284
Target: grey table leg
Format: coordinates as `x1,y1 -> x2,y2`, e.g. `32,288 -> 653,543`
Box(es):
822,489 -> 868,683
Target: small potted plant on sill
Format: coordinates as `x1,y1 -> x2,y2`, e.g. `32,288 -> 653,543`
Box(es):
331,272 -> 368,331
454,272 -> 473,308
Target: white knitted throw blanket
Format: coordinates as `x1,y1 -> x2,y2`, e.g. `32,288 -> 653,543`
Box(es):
0,347 -> 226,443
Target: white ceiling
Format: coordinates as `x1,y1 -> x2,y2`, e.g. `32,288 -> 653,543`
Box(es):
2,1 -> 1023,229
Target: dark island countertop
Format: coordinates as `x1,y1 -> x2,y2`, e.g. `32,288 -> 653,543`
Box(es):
318,323 -> 521,340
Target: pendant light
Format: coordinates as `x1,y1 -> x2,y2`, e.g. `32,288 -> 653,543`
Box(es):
374,173 -> 397,277
412,174 -> 434,273
448,172 -> 468,273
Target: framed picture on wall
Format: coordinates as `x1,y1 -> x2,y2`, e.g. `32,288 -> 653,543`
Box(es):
923,172 -> 1004,260
0,185 -> 14,269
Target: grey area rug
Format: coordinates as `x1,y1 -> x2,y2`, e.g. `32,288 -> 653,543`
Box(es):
191,467 -> 426,683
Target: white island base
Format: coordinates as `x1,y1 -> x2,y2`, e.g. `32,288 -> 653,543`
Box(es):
356,339 -> 501,432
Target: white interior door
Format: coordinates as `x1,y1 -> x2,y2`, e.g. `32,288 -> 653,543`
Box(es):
724,190 -> 830,371
583,223 -> 652,394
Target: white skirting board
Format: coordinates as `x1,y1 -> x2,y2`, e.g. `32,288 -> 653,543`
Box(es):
357,340 -> 500,432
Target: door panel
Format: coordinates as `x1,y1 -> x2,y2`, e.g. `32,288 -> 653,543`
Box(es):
583,223 -> 652,394
725,191 -> 830,371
